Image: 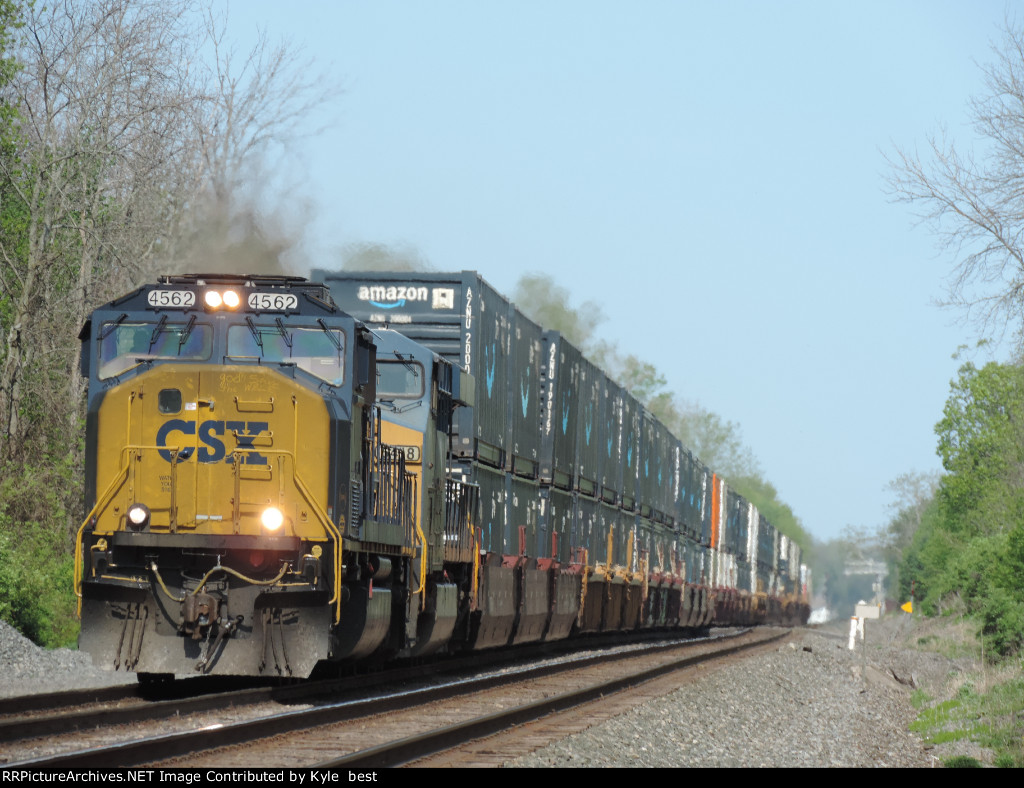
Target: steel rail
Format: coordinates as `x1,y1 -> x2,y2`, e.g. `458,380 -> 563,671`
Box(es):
0,628 -> 713,745
319,628 -> 788,768
4,628 -> 781,769
0,684 -> 140,718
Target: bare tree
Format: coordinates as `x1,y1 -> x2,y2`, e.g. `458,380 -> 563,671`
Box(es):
162,6 -> 337,277
884,470 -> 941,550
888,21 -> 1024,341
0,0 -> 206,460
0,0 -> 336,469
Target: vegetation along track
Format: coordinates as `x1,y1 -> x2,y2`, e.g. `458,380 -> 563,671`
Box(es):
4,627 -> 788,769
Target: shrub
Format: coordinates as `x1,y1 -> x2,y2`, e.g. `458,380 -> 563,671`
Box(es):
943,756 -> 982,768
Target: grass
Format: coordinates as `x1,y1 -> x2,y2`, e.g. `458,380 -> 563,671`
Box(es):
906,628 -> 1024,767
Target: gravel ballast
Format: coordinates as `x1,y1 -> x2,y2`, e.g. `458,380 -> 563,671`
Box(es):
0,618 -> 988,767
509,625 -> 980,768
0,620 -> 135,697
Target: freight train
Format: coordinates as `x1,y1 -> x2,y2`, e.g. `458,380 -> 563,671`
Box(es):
75,271 -> 810,679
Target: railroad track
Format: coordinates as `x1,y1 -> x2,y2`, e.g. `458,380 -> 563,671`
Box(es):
0,629 -> 698,756
4,627 -> 790,769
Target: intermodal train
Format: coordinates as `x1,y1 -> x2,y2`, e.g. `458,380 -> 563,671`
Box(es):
75,271 -> 810,678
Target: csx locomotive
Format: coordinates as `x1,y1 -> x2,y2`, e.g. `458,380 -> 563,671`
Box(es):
75,272 -> 809,679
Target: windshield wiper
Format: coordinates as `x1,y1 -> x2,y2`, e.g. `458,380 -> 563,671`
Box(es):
98,313 -> 128,341
275,317 -> 292,348
392,351 -> 419,377
246,317 -> 263,351
177,315 -> 196,352
317,318 -> 342,350
148,315 -> 167,350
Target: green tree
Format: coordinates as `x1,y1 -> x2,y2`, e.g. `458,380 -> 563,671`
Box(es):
884,471 -> 941,553
935,361 -> 1024,537
730,474 -> 810,552
340,241 -> 433,273
881,470 -> 940,597
512,272 -> 606,361
898,360 -> 1024,654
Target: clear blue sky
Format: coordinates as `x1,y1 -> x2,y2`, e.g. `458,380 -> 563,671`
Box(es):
229,1 -> 1013,543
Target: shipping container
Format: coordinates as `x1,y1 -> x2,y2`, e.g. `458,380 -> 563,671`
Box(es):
620,390 -> 641,510
539,332 -> 582,489
316,269 -> 513,466
509,306 -> 543,477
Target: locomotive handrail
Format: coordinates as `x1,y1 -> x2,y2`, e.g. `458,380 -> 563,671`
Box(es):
287,395 -> 343,624
74,443 -> 173,610
287,462 -> 344,624
74,452 -> 133,613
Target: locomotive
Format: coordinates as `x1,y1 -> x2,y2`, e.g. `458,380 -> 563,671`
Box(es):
75,271 -> 809,679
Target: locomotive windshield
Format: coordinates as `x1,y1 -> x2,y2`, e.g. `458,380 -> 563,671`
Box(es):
98,319 -> 212,379
226,322 -> 346,386
376,360 -> 424,399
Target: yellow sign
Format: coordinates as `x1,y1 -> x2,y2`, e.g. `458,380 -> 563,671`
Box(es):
901,600 -> 913,613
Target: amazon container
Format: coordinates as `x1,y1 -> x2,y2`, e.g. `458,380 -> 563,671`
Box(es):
685,448 -> 705,540
601,503 -> 627,568
757,512 -> 775,574
509,475 -> 541,557
639,411 -> 676,523
598,375 -> 622,503
575,352 -> 604,497
474,462 -> 509,555
723,488 -> 746,560
777,532 -> 790,580
791,541 -> 804,595
620,391 -> 642,512
575,493 -> 602,561
539,332 -> 581,490
684,535 -> 701,584
669,440 -> 684,530
738,560 -> 753,595
678,448 -> 697,539
315,269 -> 512,468
508,306 -> 543,478
638,410 -> 657,519
541,487 -> 575,564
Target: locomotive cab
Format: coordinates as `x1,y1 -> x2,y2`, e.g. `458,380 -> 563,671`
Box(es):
365,328 -> 477,658
76,274 -> 387,677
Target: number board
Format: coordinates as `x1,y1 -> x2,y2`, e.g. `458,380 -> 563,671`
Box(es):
147,290 -> 195,308
394,445 -> 421,463
248,292 -> 299,311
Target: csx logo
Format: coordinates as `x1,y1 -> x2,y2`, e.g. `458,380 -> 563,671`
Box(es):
156,420 -> 269,465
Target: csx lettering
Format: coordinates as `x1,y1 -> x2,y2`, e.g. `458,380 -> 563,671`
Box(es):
156,419 -> 269,465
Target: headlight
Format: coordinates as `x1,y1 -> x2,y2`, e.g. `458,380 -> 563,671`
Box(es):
261,506 -> 284,532
127,503 -> 150,530
222,290 -> 240,308
204,290 -> 223,308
